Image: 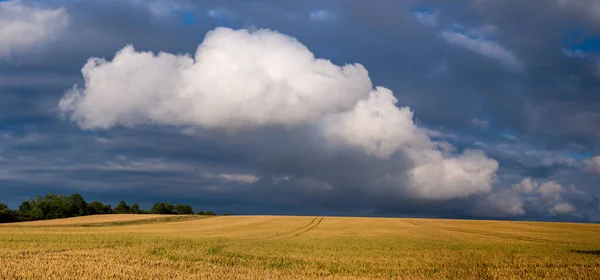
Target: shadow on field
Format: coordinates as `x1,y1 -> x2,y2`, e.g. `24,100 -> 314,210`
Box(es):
572,249 -> 600,256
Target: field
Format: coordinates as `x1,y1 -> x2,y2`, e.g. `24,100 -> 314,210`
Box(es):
4,214 -> 182,227
0,215 -> 599,279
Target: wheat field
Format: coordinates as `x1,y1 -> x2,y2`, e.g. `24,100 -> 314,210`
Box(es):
3,214 -> 181,227
0,215 -> 599,279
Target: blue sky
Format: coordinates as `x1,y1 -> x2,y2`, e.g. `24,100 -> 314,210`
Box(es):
0,0 -> 599,222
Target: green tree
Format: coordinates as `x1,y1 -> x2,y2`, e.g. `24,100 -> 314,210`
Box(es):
88,201 -> 112,214
150,202 -> 178,214
130,203 -> 142,214
0,203 -> 17,223
164,203 -> 174,214
68,194 -> 88,216
113,201 -> 130,214
150,202 -> 167,214
174,204 -> 194,215
18,200 -> 33,213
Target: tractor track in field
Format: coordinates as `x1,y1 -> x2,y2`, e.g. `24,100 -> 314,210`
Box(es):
287,217 -> 323,239
265,217 -> 319,239
442,227 -> 554,243
404,219 -> 421,226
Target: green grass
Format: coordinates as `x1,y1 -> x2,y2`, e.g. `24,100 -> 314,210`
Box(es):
0,215 -> 599,279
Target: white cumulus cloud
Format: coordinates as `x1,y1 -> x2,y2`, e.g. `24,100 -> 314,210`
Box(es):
474,177 -> 585,218
60,27 -> 499,202
320,88 -> 498,199
59,27 -> 371,129
321,87 -> 431,158
405,149 -> 498,199
0,0 -> 69,57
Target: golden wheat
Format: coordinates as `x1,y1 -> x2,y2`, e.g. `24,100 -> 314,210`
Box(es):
1,215 -> 599,279
0,214 -> 180,227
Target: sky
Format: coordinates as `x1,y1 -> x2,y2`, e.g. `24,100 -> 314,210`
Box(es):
0,0 -> 599,222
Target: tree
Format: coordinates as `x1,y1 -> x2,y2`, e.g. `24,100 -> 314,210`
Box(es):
27,208 -> 44,221
113,201 -> 130,214
88,201 -> 112,214
130,203 -> 141,214
164,203 -> 174,214
1,193 -> 216,223
18,200 -> 33,213
174,204 -> 194,215
196,211 -> 216,216
150,202 -> 180,214
68,194 -> 88,216
0,203 -> 17,223
150,202 -> 167,214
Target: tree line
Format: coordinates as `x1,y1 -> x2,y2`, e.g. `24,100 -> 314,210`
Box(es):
0,193 -> 219,223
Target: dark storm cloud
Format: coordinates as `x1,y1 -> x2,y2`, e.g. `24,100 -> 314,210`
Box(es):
0,0 -> 599,221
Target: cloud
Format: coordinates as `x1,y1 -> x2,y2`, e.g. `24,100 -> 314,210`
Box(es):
467,25 -> 499,37
320,88 -> 499,199
309,9 -> 336,22
0,0 -> 69,57
513,178 -> 577,214
513,177 -> 536,194
405,149 -> 498,199
562,49 -> 587,58
272,176 -> 290,184
413,9 -> 438,27
208,8 -> 238,20
148,0 -> 183,18
126,0 -> 189,18
471,118 -> 489,129
475,177 -> 587,218
584,156 -> 600,175
556,0 -> 600,27
219,173 -> 260,184
513,178 -> 566,201
550,202 -> 577,215
537,181 -> 565,201
59,27 -> 499,202
59,27 -> 371,129
440,31 -> 522,71
321,87 -> 430,158
473,188 -> 525,217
